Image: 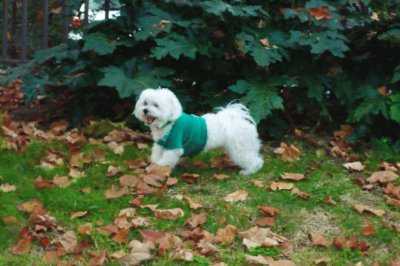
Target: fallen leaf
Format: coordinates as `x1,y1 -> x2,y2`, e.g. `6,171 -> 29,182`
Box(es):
223,189 -> 248,203
325,196 -> 337,206
333,234 -> 369,255
42,250 -> 65,264
367,171 -> 398,184
172,249 -> 194,261
182,195 -> 203,210
308,6 -> 332,20
245,254 -> 269,265
239,227 -> 287,249
281,173 -> 305,181
120,175 -> 139,187
70,211 -> 88,220
143,174 -> 166,187
112,229 -> 129,243
185,213 -> 207,229
353,204 -> 386,217
253,180 -> 265,188
213,173 -> 230,180
314,258 -> 332,265
197,239 -> 219,255
216,224 -> 237,245
291,188 -> 310,199
258,206 -> 280,217
96,223 -> 119,236
268,259 -> 296,266
53,175 -> 70,187
146,164 -> 172,177
125,159 -> 147,169
105,185 -> 129,200
92,149 -> 106,162
308,232 -> 329,248
0,183 -> 16,192
154,208 -> 184,220
34,176 -> 54,189
117,252 -> 152,266
343,162 -> 366,172
77,223 -> 92,235
81,187 -> 91,194
158,233 -> 183,255
128,239 -> 155,253
88,250 -> 107,266
58,230 -> 78,253
269,182 -> 294,191
2,216 -> 18,225
107,165 -> 122,177
17,198 -> 43,213
11,238 -> 31,255
362,225 -> 375,236
107,141 -> 124,155
130,195 -> 145,206
274,142 -> 301,162
180,173 -> 201,184
253,217 -> 275,227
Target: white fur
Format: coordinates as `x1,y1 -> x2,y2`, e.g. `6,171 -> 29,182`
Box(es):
134,87 -> 264,175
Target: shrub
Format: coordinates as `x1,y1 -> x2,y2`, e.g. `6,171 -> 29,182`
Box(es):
2,0 -> 400,138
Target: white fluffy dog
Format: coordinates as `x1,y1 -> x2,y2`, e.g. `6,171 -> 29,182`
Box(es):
134,88 -> 264,175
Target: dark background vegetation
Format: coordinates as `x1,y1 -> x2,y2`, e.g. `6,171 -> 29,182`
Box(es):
1,0 -> 400,140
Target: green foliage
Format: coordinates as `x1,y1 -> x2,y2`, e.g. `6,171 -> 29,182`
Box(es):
2,0 -> 400,138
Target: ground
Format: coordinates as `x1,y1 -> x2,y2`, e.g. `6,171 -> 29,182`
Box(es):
0,118 -> 400,266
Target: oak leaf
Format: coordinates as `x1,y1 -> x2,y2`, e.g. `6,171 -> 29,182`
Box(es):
154,208 -> 184,220
223,189 -> 248,203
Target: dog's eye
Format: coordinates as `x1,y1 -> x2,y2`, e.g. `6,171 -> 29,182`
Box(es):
154,103 -> 159,108
144,101 -> 148,106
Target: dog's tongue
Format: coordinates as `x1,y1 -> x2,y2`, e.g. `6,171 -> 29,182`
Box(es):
146,115 -> 156,124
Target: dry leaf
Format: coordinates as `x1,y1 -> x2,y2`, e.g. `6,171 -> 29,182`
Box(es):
154,208 -> 184,220
213,173 -> 230,180
367,171 -> 398,184
105,185 -> 129,200
343,162 -> 366,172
125,159 -> 147,169
281,172 -> 305,181
216,224 -> 237,245
239,227 -> 287,249
308,6 -> 332,20
291,188 -> 310,199
253,180 -> 265,188
120,175 -> 139,187
70,211 -> 88,220
362,225 -> 375,236
58,230 -> 78,253
107,141 -> 124,155
112,228 -> 129,243
88,250 -> 107,266
245,254 -> 269,265
185,213 -> 207,229
34,176 -> 54,189
353,204 -> 386,217
223,189 -> 248,203
130,195 -> 145,206
333,234 -> 369,255
11,238 -> 31,255
180,173 -> 202,184
17,198 -> 43,213
269,182 -> 294,191
314,258 -> 332,265
258,206 -> 280,217
325,196 -> 337,206
253,217 -> 275,227
146,164 -> 172,177
274,142 -> 301,162
96,223 -> 119,236
53,176 -> 70,187
2,216 -> 18,225
172,249 -> 194,261
117,252 -> 152,266
308,232 -> 329,248
77,223 -> 92,235
0,183 -> 16,192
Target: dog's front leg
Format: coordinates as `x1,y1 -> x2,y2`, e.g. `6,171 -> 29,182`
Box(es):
156,149 -> 184,168
150,144 -> 164,164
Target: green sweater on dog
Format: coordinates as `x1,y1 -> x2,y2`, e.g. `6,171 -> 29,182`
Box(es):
157,113 -> 207,156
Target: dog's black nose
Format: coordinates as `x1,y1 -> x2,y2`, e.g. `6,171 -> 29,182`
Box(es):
143,109 -> 149,114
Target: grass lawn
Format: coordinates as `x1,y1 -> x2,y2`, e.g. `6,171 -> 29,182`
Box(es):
0,122 -> 400,265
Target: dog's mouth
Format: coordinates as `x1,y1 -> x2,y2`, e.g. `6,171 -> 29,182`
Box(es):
145,115 -> 156,125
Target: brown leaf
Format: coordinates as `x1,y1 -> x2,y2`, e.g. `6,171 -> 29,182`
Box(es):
88,250 -> 107,266
333,234 -> 369,255
223,189 -> 248,203
107,141 -> 124,155
77,223 -> 92,235
281,172 -> 305,181
136,181 -> 158,194
58,230 -> 78,253
386,196 -> 400,208
96,223 -> 119,236
253,217 -> 275,227
42,250 -> 65,264
343,161 -> 366,172
172,249 -> 194,261
158,233 -> 183,255
11,238 -> 31,255
308,6 -> 332,20
2,215 -> 18,225
377,86 -> 389,96
17,198 -> 43,213
70,211 -> 88,220
245,254 -> 269,265
197,239 -> 219,255
106,165 -> 122,177
258,206 -> 280,217
34,176 -> 54,189
130,195 -> 145,206
291,188 -> 310,199
53,175 -> 70,187
154,208 -> 184,220
81,187 -> 91,194
353,204 -> 386,217
185,213 -> 207,229
308,232 -> 329,248
125,159 -> 147,169
253,180 -> 265,188
362,225 -> 375,236
117,252 -> 152,266
0,183 -> 17,192
112,228 -> 129,243
143,174 -> 166,188
367,171 -> 398,184
181,195 -> 203,210
325,196 -> 337,206
239,227 -> 285,248
140,230 -> 167,243
146,164 -> 172,177
92,149 -> 106,162
120,175 -> 139,187
268,259 -> 296,266
105,185 -> 129,200
216,224 -> 237,245
269,182 -> 294,191
314,258 -> 332,265
274,142 -> 301,162
213,173 -> 230,180
180,173 -> 202,184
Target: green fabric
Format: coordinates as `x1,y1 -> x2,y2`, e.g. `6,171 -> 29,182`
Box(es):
157,113 -> 207,156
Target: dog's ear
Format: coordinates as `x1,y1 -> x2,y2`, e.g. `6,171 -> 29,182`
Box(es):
159,88 -> 182,121
133,89 -> 150,119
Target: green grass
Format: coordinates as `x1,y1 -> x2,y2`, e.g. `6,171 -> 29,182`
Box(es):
1,133 -> 400,265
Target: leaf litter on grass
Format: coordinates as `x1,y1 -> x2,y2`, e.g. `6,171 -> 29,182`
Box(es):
2,116 -> 400,265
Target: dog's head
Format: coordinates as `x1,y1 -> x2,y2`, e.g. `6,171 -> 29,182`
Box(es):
134,88 -> 182,128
